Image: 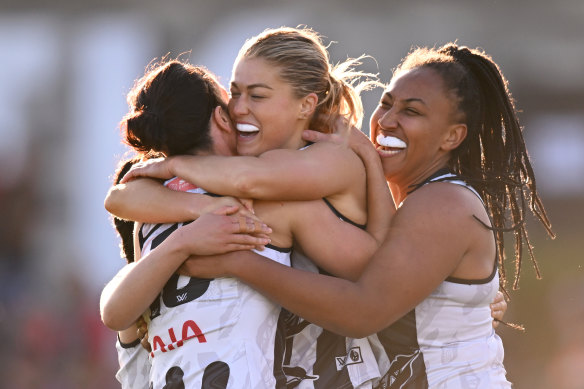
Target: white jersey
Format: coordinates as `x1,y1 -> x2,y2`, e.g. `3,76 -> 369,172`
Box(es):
121,178 -> 292,388
146,245 -> 290,389
371,170 -> 511,388
276,252 -> 381,389
273,199 -> 381,389
115,336 -> 150,389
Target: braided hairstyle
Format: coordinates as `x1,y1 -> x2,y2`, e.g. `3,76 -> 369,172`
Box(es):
395,43 -> 554,289
121,60 -> 227,157
236,26 -> 380,133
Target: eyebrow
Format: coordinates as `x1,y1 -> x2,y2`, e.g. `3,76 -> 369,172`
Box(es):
383,92 -> 426,105
230,82 -> 273,91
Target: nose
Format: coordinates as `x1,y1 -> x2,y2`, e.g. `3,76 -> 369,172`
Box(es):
230,96 -> 248,117
377,107 -> 398,130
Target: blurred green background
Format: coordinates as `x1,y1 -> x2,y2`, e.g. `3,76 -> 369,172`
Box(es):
0,1 -> 582,387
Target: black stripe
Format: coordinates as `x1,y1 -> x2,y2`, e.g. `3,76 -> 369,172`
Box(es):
322,198 -> 366,230
445,259 -> 498,284
139,223 -> 163,249
265,243 -> 292,253
117,334 -> 141,349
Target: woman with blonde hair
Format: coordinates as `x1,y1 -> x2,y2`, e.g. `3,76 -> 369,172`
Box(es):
171,43 -> 550,387
104,27 -> 393,388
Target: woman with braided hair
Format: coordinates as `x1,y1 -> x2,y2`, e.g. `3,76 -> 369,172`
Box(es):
175,42 -> 553,387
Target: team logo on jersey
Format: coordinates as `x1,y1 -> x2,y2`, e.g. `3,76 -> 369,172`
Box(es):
335,346 -> 364,370
378,349 -> 422,388
150,319 -> 207,357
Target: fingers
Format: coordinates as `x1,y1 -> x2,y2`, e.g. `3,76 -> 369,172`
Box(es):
493,290 -> 505,304
239,198 -> 255,214
302,129 -> 325,143
119,170 -> 136,184
234,216 -> 272,235
333,115 -> 351,136
236,207 -> 263,223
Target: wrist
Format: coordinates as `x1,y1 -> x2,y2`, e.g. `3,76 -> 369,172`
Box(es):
161,233 -> 192,266
167,155 -> 180,177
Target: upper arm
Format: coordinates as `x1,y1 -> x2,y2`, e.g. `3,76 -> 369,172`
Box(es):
290,200 -> 379,280
238,142 -> 366,201
355,185 -> 476,329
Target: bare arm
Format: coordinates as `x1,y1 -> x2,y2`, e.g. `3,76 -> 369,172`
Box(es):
350,130 -> 394,244
288,200 -> 377,280
121,142 -> 365,201
100,210 -> 272,331
286,127 -> 393,279
180,184 -> 489,338
303,126 -> 394,244
105,178 -> 253,224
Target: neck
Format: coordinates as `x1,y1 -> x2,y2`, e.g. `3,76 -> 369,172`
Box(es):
389,162 -> 450,206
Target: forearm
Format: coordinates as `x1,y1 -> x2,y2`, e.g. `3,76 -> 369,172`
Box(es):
169,145 -> 358,201
170,155 -> 262,198
105,178 -> 215,223
100,239 -> 187,331
354,142 -> 394,245
227,251 -> 381,338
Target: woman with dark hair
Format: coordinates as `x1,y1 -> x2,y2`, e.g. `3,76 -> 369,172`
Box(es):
105,27 -> 403,389
101,53 -> 393,388
174,43 -> 553,387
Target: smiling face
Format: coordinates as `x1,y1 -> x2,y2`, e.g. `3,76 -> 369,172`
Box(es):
370,66 -> 466,190
228,57 -> 310,156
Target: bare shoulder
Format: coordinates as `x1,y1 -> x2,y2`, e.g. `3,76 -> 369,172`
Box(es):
396,181 -> 487,228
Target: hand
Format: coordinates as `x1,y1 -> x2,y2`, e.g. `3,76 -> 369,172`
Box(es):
490,291 -> 507,329
170,205 -> 272,257
120,157 -> 173,183
302,114 -> 350,145
202,196 -> 257,221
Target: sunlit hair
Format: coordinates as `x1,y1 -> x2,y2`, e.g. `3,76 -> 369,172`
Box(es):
121,59 -> 227,157
394,43 -> 554,289
235,26 -> 380,132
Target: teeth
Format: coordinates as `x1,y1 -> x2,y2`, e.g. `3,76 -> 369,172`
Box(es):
237,123 -> 259,133
376,134 -> 406,149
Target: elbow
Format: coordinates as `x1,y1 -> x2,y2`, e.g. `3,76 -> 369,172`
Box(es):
231,170 -> 263,198
100,292 -> 133,331
104,186 -> 124,217
100,304 -> 131,332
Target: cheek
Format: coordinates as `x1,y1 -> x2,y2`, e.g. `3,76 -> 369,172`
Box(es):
227,101 -> 236,117
369,113 -> 381,138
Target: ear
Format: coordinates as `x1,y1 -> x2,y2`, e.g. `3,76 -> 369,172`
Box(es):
441,123 -> 467,151
299,92 -> 318,119
212,106 -> 232,133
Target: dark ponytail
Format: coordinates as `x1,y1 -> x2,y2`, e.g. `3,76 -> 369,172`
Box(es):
396,44 -> 555,289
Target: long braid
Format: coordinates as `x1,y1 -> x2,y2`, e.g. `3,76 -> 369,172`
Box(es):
396,44 -> 555,289
449,46 -> 554,288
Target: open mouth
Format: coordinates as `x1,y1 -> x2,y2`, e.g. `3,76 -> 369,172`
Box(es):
237,123 -> 260,138
375,134 -> 406,155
